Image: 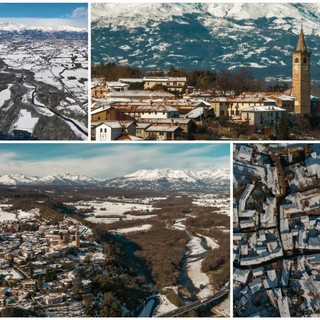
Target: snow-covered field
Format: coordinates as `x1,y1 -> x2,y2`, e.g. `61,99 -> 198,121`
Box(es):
96,196 -> 167,205
70,199 -> 157,224
110,224 -> 152,234
0,205 -> 39,222
0,210 -> 16,222
192,194 -> 230,215
12,109 -> 39,133
0,84 -> 12,108
172,218 -> 187,230
16,208 -> 39,220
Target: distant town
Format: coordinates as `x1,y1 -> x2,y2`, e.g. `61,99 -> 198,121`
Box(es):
91,29 -> 320,141
233,143 -> 320,317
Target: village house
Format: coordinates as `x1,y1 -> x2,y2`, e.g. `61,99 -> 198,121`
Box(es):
240,105 -> 286,130
118,78 -> 144,85
140,118 -> 195,135
91,84 -> 106,99
268,94 -> 295,112
91,106 -> 134,122
104,103 -> 180,120
145,125 -> 183,141
210,95 -> 279,118
105,90 -> 175,100
91,121 -> 137,141
143,76 -> 187,93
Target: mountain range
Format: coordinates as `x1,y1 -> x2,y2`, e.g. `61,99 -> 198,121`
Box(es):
0,168 -> 229,192
0,22 -> 87,40
91,3 -> 320,81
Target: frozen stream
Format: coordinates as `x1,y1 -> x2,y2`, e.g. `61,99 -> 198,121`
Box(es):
151,219 -> 219,316
180,232 -> 219,300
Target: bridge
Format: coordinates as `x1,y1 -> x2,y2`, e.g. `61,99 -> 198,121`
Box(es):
156,288 -> 229,317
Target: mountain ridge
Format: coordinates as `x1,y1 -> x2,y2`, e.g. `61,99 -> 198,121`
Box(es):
0,168 -> 229,192
91,3 -> 320,81
0,22 -> 86,33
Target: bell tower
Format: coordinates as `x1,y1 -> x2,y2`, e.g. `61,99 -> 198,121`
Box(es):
292,27 -> 311,115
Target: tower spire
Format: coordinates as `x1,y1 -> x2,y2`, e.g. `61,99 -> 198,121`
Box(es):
296,27 -> 308,52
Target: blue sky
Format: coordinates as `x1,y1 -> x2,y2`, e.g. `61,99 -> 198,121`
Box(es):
0,143 -> 230,178
0,3 -> 88,28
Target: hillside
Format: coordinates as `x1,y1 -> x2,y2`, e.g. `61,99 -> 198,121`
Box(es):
91,3 -> 320,81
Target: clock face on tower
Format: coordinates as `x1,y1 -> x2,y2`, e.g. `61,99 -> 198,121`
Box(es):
303,65 -> 309,71
295,65 -> 299,71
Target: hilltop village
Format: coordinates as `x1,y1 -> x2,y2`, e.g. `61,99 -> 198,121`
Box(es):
91,29 -> 320,141
0,212 -> 108,317
233,143 -> 320,317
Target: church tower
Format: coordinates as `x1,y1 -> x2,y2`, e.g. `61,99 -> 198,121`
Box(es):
75,225 -> 80,249
292,28 -> 311,115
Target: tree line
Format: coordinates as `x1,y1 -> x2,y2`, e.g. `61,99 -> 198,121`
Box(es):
92,62 -> 288,95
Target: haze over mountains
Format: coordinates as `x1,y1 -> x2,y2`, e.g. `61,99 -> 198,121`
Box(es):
91,3 -> 320,81
0,168 -> 229,192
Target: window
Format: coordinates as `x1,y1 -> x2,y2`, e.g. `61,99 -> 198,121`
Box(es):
295,57 -> 299,63
304,57 -> 307,64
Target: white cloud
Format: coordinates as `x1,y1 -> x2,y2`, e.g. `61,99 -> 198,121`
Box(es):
70,7 -> 88,19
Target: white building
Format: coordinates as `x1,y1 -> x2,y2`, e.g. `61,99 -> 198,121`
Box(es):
92,121 -> 136,141
240,105 -> 286,129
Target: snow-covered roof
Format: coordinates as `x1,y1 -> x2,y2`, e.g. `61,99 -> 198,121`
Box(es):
241,105 -> 286,112
118,78 -> 143,83
233,267 -> 250,284
91,82 -> 104,88
106,90 -> 174,98
209,97 -> 228,102
139,118 -> 191,124
271,94 -> 295,101
311,95 -> 320,102
143,76 -> 187,82
91,105 -> 110,115
136,122 -> 152,129
106,81 -> 129,88
184,107 -> 204,119
92,121 -> 135,129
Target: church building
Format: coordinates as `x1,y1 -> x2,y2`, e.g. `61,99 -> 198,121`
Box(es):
292,28 -> 311,115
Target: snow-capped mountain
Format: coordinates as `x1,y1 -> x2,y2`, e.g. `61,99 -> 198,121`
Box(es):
0,168 -> 229,192
0,22 -> 86,33
0,22 -> 87,40
105,168 -> 230,192
0,174 -> 100,186
91,3 -> 320,81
